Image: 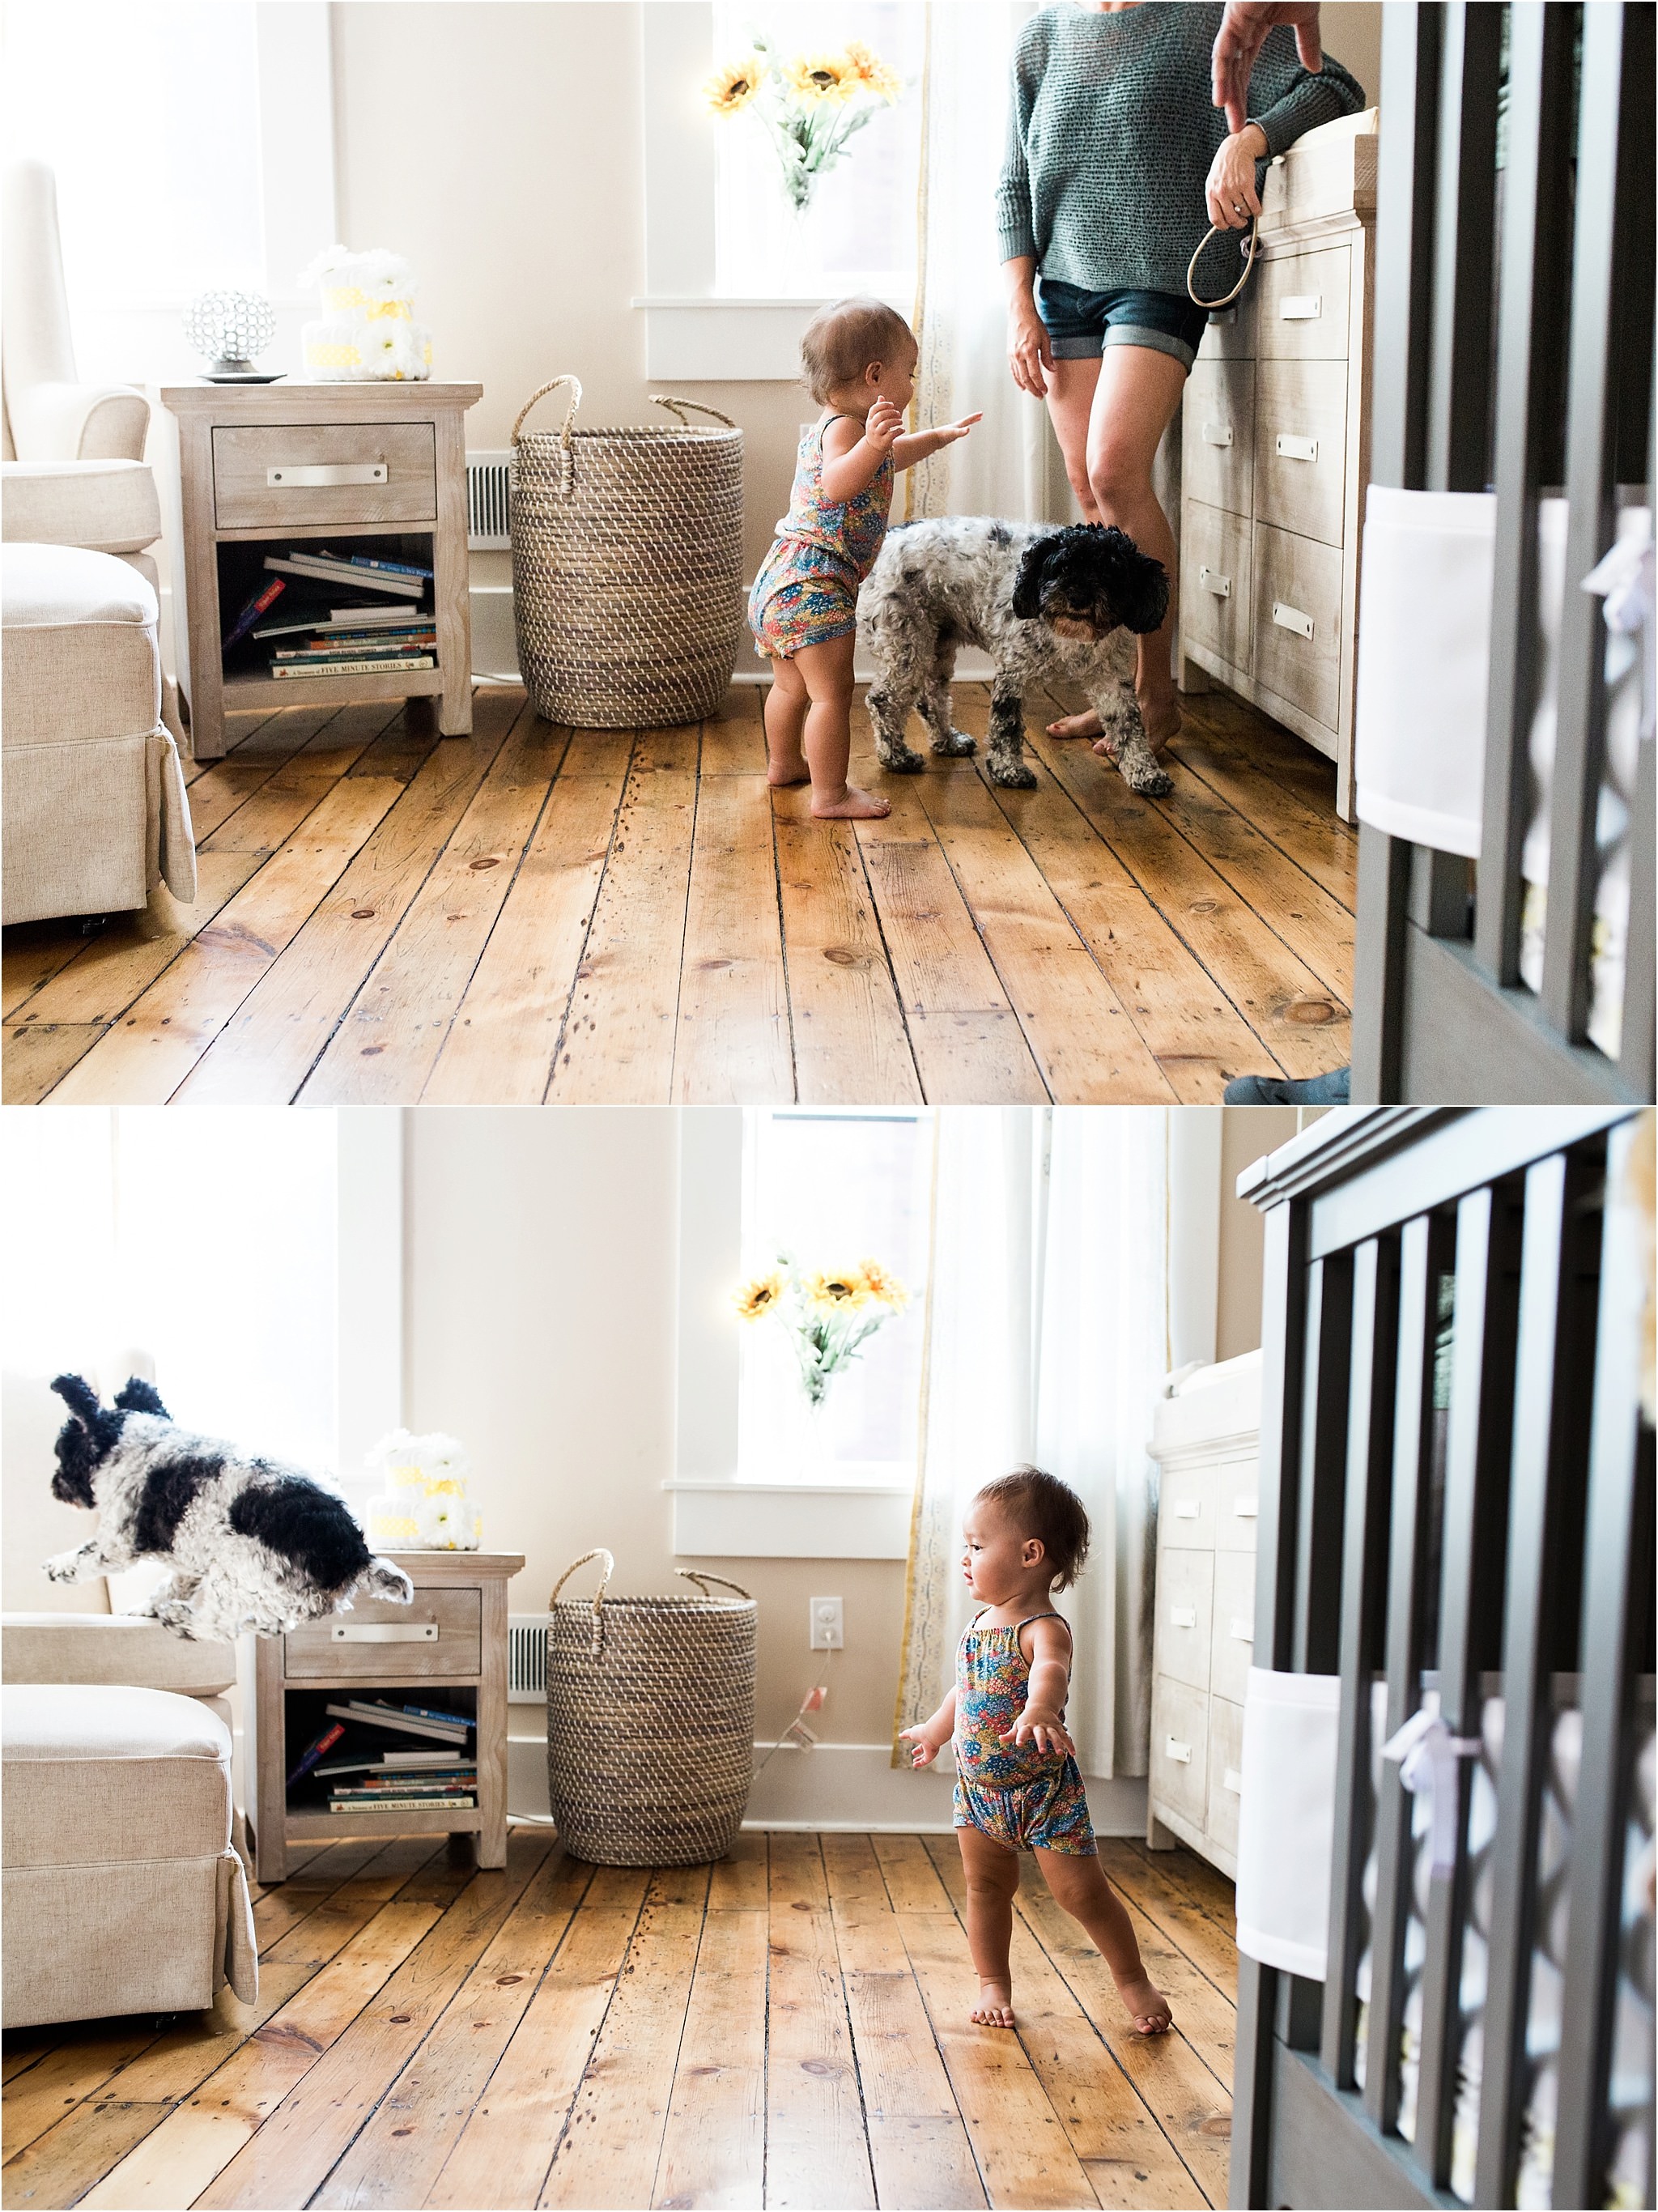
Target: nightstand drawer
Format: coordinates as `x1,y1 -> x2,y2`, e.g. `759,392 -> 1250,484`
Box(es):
213,422 -> 437,530
1157,1549 -> 1214,1691
1183,501 -> 1253,674
1183,359 -> 1255,518
1152,1677 -> 1209,1827
1252,522 -> 1343,730
1254,359 -> 1348,547
1257,244 -> 1351,361
283,1587 -> 482,1678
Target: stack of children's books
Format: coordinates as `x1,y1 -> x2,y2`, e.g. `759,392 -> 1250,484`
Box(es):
286,1696 -> 476,1815
221,547 -> 436,680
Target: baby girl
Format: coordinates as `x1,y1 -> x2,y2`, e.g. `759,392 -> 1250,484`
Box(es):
747,296 -> 980,820
900,1465 -> 1172,2036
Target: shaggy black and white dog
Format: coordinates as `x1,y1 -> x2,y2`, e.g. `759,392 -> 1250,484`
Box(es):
859,518 -> 1174,795
45,1374 -> 413,1640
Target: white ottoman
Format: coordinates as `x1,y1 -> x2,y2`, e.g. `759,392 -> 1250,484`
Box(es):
1,541 -> 196,924
1,1682 -> 255,2029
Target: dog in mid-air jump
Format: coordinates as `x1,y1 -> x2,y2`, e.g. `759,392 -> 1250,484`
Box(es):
858,518 -> 1173,795
45,1374 -> 413,1640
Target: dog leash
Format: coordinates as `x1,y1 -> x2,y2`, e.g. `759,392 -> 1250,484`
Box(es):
1187,217 -> 1259,311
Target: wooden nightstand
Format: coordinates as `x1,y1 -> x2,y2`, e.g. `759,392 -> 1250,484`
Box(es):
251,1550 -> 524,1883
159,380 -> 483,759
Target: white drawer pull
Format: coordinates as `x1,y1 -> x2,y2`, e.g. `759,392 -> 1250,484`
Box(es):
1234,1495 -> 1259,1518
267,462 -> 389,487
1223,1767 -> 1244,1794
1201,421 -> 1234,448
1274,432 -> 1319,462
1231,1617 -> 1255,1642
1173,1499 -> 1200,1520
329,1622 -> 439,1642
1170,1606 -> 1197,1629
1280,294 -> 1321,321
1165,1738 -> 1192,1765
1272,602 -> 1314,640
1199,567 -> 1231,599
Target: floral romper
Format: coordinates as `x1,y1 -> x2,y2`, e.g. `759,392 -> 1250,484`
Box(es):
953,1610 -> 1096,1856
747,415 -> 895,660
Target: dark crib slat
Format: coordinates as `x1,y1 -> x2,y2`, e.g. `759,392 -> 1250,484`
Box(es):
1411,1181 -> 1524,2189
1321,1237 -> 1401,2089
1294,1255 -> 1355,1676
1425,0 -> 1501,496
1474,1145 -> 1604,2205
1554,1118 -> 1656,2209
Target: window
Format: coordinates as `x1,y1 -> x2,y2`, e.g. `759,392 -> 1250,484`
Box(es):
711,2 -> 925,299
737,1108 -> 933,1483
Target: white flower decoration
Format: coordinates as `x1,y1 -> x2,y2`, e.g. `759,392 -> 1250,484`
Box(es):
415,1494 -> 478,1550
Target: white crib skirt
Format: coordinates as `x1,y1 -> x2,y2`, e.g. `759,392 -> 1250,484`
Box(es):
1235,1666 -> 1341,1979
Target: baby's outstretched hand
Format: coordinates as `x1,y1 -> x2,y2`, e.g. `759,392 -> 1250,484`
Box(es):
899,1724 -> 942,1769
866,397 -> 904,454
936,412 -> 984,445
999,1708 -> 1076,1758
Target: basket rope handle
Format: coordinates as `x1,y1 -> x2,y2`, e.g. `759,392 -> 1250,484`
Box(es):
651,394 -> 738,431
676,1568 -> 753,1602
511,374 -> 583,449
1187,218 -> 1259,312
548,1546 -> 614,1657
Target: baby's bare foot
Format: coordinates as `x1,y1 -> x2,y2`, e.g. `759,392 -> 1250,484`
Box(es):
1048,708 -> 1102,739
812,784 -> 891,820
1116,1969 -> 1172,2036
970,1980 -> 1017,2029
767,749 -> 810,787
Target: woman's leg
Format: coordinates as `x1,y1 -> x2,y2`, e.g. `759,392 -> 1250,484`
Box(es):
1034,1846 -> 1173,2035
763,653 -> 810,786
793,634 -> 889,819
958,1823 -> 1022,2027
1043,356 -> 1109,738
1085,344 -> 1188,750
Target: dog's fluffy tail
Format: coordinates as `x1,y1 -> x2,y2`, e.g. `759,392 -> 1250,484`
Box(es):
359,1557 -> 414,1606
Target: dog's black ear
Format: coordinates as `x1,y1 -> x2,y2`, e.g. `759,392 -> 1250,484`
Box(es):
1099,525 -> 1170,635
1012,534 -> 1059,620
115,1377 -> 168,1419
51,1374 -> 104,1427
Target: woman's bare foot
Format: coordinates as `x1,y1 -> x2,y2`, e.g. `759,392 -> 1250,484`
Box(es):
1115,1969 -> 1173,2036
1139,696 -> 1182,749
811,784 -> 891,820
1047,708 -> 1103,739
971,1980 -> 1017,2029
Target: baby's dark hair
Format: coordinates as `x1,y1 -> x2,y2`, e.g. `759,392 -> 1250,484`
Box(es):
975,1465 -> 1090,1590
800,296 -> 916,406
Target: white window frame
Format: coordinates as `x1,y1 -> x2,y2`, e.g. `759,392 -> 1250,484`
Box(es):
636,0 -> 909,382
666,1110 -> 914,1558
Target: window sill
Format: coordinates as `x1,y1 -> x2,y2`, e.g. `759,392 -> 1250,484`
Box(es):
631,295 -> 907,382
664,1478 -> 914,1560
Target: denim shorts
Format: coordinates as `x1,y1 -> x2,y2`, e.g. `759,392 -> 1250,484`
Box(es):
1035,278 -> 1211,370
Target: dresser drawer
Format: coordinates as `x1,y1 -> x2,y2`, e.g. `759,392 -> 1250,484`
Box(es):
1151,1676 -> 1209,1828
1183,359 -> 1254,517
1252,523 -> 1343,730
283,1587 -> 482,1679
1209,1551 -> 1256,1704
1206,1695 -> 1245,1861
1215,1456 -> 1261,1551
1257,244 -> 1351,361
213,422 -> 438,530
1156,1550 -> 1214,1692
1183,502 -> 1253,674
1158,1464 -> 1214,1550
1254,359 -> 1348,548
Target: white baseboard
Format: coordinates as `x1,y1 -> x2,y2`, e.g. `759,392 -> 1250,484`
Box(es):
512,1730 -> 1148,1838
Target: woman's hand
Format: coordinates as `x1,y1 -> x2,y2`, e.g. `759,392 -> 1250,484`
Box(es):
899,1721 -> 948,1769
1205,121 -> 1269,231
999,1705 -> 1077,1758
1007,296 -> 1054,399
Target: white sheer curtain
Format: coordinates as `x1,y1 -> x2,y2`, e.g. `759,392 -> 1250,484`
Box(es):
904,0 -> 1061,525
893,1108 -> 1170,1778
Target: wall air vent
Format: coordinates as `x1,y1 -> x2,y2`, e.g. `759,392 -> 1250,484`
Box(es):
466,450 -> 514,551
508,1613 -> 551,1702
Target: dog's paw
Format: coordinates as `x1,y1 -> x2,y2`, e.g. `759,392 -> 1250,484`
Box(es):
153,1599 -> 202,1638
930,729 -> 978,758
43,1549 -> 88,1584
878,747 -> 928,776
987,755 -> 1039,790
1120,758 -> 1174,798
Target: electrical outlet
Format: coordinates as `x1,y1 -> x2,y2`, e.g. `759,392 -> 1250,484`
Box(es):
810,1595 -> 844,1651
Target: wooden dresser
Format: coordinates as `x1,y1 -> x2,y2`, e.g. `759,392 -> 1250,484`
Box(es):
1146,1351 -> 1262,1876
1178,112 -> 1377,819
251,1550 -> 523,1882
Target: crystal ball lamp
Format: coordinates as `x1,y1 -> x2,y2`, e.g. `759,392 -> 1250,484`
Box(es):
182,289 -> 277,379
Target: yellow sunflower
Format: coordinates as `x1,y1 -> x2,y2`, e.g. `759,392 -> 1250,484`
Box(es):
804,1269 -> 870,1315
734,1270 -> 786,1321
855,1259 -> 908,1311
842,40 -> 903,103
784,49 -> 857,102
705,54 -> 767,115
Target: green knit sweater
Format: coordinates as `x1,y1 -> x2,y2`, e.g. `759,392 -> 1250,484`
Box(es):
997,3 -> 1366,296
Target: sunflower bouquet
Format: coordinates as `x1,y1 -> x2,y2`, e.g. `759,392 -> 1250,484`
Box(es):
704,37 -> 903,215
735,1257 -> 909,1405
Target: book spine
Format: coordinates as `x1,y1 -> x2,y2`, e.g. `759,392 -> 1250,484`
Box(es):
270,657 -> 436,680
350,555 -> 434,579
328,1797 -> 477,1812
286,1720 -> 346,1787
223,577 -> 285,652
403,1704 -> 474,1729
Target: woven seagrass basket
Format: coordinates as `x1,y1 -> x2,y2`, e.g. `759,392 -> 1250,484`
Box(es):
545,1549 -> 756,1865
510,376 -> 745,728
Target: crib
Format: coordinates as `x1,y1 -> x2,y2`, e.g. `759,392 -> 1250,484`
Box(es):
1230,1107 -> 1654,2210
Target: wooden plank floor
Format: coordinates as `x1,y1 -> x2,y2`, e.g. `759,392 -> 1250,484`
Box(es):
0,1830 -> 1238,2211
2,683 -> 1354,1105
